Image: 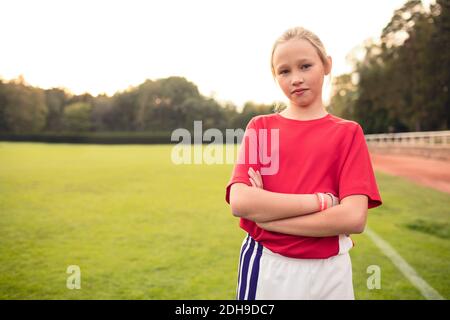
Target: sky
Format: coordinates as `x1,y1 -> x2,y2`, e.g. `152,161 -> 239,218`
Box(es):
0,0 -> 428,109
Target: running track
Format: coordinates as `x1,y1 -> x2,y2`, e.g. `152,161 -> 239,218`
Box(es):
370,153 -> 450,194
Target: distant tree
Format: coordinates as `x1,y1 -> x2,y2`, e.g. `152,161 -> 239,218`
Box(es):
44,88 -> 70,131
91,94 -> 114,131
109,90 -> 139,131
231,101 -> 274,129
328,74 -> 357,120
62,102 -> 92,132
428,0 -> 450,130
335,0 -> 449,133
0,79 -> 7,131
0,77 -> 47,133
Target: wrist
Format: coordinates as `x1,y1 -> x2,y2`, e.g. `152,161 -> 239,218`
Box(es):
325,192 -> 339,207
326,193 -> 333,208
315,192 -> 328,211
315,192 -> 338,212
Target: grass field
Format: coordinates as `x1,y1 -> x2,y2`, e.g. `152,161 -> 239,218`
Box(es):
0,142 -> 449,299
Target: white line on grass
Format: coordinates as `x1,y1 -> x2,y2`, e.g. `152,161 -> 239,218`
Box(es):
365,227 -> 445,300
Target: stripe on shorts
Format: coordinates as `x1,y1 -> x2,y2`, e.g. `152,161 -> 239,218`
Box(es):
238,236 -> 255,300
237,235 -> 263,300
247,242 -> 263,300
236,235 -> 250,299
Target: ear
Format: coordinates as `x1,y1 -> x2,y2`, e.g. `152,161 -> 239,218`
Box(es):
324,56 -> 332,75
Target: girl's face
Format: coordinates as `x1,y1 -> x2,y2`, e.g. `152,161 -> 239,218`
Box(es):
272,39 -> 331,108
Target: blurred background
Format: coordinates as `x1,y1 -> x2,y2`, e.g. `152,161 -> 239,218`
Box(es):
0,0 -> 448,299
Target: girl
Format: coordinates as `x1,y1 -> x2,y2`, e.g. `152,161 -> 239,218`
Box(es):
225,27 -> 382,300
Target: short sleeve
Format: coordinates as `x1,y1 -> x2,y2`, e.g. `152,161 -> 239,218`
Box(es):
225,117 -> 261,204
338,124 -> 382,209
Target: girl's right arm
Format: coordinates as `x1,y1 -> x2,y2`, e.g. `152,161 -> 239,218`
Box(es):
229,183 -> 332,223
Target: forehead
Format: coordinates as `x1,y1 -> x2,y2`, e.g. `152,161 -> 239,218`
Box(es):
273,39 -> 320,68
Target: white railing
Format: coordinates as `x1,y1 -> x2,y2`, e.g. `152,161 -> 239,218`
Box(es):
365,130 -> 450,148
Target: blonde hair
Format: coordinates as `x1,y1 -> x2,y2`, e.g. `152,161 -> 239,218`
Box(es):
270,27 -> 331,112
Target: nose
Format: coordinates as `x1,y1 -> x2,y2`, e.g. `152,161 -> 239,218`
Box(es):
291,72 -> 304,85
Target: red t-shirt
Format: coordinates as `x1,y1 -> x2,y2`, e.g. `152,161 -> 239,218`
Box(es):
225,112 -> 382,259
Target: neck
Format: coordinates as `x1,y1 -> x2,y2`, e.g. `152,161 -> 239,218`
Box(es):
283,97 -> 328,121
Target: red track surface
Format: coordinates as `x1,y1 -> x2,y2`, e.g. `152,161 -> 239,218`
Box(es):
370,153 -> 450,194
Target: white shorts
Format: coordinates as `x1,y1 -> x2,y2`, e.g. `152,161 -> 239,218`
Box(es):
236,234 -> 355,300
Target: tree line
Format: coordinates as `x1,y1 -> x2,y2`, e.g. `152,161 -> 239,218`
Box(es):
330,0 -> 449,133
0,0 -> 447,136
0,76 -> 274,134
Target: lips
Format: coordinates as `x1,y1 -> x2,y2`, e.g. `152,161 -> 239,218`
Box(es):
292,88 -> 308,94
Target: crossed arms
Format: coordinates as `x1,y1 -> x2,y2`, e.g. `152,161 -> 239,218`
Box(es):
228,168 -> 369,237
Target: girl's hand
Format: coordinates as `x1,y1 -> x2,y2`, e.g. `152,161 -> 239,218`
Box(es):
248,167 -> 263,189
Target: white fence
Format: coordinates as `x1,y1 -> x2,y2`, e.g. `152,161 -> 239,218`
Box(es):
365,130 -> 450,148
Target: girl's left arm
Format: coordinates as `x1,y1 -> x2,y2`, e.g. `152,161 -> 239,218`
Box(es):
257,195 -> 368,237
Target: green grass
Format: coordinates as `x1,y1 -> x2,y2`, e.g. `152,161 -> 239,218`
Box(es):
0,142 -> 449,299
352,172 -> 450,299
